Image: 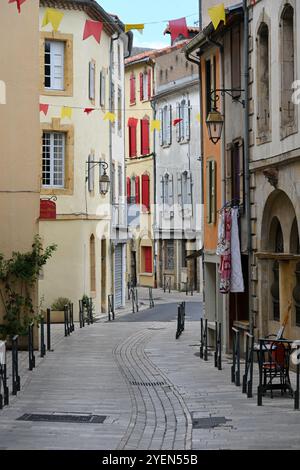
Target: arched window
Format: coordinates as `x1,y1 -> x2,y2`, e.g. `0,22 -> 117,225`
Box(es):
280,4 -> 295,131
290,218 -> 300,254
90,234 -> 96,292
257,23 -> 270,137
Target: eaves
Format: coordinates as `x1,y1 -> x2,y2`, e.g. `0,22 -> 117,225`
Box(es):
152,78 -> 200,102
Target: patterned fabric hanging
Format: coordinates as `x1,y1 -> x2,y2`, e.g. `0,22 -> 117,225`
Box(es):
219,210 -> 232,294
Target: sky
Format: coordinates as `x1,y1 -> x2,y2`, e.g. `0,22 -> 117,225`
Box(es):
97,0 -> 200,49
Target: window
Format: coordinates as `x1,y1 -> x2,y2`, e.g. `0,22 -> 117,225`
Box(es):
118,165 -> 123,200
280,5 -> 295,132
42,132 -> 65,188
128,118 -> 138,157
165,240 -> 174,270
226,140 -> 244,208
89,61 -> 95,101
181,171 -> 192,206
100,70 -> 106,107
130,72 -> 136,105
44,40 -> 64,91
257,23 -> 270,137
176,99 -> 191,142
142,173 -> 150,212
231,25 -> 241,97
141,117 -> 150,155
159,105 -> 172,146
207,160 -> 216,224
142,246 -> 152,273
139,69 -> 152,101
118,87 -> 122,133
205,57 -> 216,115
161,173 -> 174,208
90,235 -> 96,292
87,154 -> 95,193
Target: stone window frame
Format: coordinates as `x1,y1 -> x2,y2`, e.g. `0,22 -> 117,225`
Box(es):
255,13 -> 272,146
40,32 -> 73,97
41,118 -> 74,196
279,0 -> 298,140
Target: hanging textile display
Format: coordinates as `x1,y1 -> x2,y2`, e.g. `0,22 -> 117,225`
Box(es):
219,210 -> 232,294
230,207 -> 245,293
216,211 -> 226,256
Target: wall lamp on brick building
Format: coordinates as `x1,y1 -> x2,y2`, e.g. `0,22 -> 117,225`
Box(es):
206,88 -> 245,145
86,159 -> 110,196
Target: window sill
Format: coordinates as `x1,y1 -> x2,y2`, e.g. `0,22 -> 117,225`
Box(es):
140,272 -> 153,276
130,101 -> 136,106
41,188 -> 73,196
41,88 -> 73,98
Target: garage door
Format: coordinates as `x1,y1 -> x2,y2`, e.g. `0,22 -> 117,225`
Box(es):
114,244 -> 123,309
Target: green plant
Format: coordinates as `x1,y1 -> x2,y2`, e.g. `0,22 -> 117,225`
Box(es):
51,297 -> 71,311
0,235 -> 57,337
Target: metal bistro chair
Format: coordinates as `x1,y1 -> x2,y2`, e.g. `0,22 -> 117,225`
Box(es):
258,339 -> 293,402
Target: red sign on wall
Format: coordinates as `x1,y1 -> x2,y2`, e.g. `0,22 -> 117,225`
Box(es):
40,200 -> 56,220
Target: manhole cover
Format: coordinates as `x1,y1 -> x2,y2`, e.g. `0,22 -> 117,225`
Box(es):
130,381 -> 166,387
17,414 -> 106,424
192,417 -> 231,429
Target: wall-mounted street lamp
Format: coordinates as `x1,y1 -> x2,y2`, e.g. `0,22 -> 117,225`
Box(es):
86,160 -> 110,196
206,88 -> 245,145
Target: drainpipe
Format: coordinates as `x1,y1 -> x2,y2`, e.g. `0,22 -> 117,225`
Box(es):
243,0 -> 252,332
151,86 -> 157,288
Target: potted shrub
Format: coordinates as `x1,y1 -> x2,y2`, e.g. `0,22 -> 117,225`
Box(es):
50,297 -> 72,324
0,235 -> 57,349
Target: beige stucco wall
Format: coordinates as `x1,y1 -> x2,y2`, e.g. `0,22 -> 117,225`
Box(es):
38,7 -> 113,314
0,1 -> 40,321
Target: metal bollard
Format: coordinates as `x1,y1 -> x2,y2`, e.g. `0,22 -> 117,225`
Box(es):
12,335 -> 21,395
46,309 -> 52,351
40,316 -> 46,358
28,323 -> 36,371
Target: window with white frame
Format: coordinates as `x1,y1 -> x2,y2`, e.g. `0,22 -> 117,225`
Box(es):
181,171 -> 192,206
42,132 -> 65,188
159,105 -> 172,146
176,99 -> 191,142
44,40 -> 65,90
161,173 -> 174,207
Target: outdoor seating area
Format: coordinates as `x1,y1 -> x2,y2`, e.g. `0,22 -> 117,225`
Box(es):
199,321 -> 300,411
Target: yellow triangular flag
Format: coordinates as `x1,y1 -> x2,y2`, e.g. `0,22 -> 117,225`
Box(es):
61,106 -> 72,119
42,8 -> 64,32
104,112 -> 116,123
125,24 -> 144,34
151,120 -> 161,132
196,113 -> 201,123
208,3 -> 226,30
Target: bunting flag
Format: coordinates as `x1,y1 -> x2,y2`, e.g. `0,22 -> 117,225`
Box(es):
168,17 -> 189,43
173,118 -> 183,126
40,103 -> 49,115
104,112 -> 116,123
208,3 -> 226,30
125,24 -> 144,34
151,120 -> 161,132
61,106 -> 72,119
9,0 -> 27,13
83,20 -> 103,44
84,108 -> 95,115
196,113 -> 201,123
42,8 -> 64,32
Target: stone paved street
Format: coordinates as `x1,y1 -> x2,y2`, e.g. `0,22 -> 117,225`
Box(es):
0,292 -> 300,450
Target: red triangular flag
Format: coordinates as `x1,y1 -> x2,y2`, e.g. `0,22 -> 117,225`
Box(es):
168,17 -> 189,43
40,104 -> 49,116
84,108 -> 95,115
173,118 -> 183,126
9,0 -> 27,13
83,20 -> 103,44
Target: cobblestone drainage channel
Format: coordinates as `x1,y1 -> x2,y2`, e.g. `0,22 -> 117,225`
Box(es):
129,381 -> 166,387
192,417 -> 231,429
17,414 -> 107,424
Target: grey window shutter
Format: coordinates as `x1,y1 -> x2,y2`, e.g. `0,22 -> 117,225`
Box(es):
187,171 -> 192,205
211,160 -> 216,224
176,103 -> 180,142
160,175 -> 164,204
100,70 -> 106,107
169,174 -> 174,205
177,172 -> 182,207
89,62 -> 95,100
206,161 -> 211,224
167,105 -> 172,145
159,109 -> 163,146
186,100 -> 191,141
239,140 -> 245,208
88,155 -> 94,192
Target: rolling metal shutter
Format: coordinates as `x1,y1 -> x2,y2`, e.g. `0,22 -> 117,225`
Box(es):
114,244 -> 123,308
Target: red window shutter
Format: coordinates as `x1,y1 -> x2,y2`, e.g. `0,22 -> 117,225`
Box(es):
135,176 -> 140,204
142,174 -> 150,212
127,177 -> 131,203
148,69 -> 152,100
141,119 -> 150,155
140,72 -> 144,101
129,123 -> 137,158
144,247 -> 152,273
130,74 -> 136,104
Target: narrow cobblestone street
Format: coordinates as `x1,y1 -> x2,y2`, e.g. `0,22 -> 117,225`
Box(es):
0,292 -> 300,450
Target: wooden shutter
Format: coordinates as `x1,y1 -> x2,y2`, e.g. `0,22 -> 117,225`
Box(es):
210,160 -> 216,224
169,174 -> 174,205
206,161 -> 211,224
239,140 -> 245,209
186,100 -> 191,141
148,69 -> 152,99
129,121 -> 137,157
142,174 -> 150,212
144,247 -> 152,273
135,176 -> 140,204
88,154 -> 94,192
127,177 -> 131,203
130,73 -> 136,104
176,103 -> 181,142
140,72 -> 144,101
226,143 -> 233,202
100,70 -> 106,107
159,109 -> 163,146
141,119 -> 150,155
160,175 -> 164,204
167,105 -> 172,145
89,62 -> 95,100
51,41 -> 64,90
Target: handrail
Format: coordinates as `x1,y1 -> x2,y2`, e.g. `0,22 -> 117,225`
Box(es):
231,327 -> 241,386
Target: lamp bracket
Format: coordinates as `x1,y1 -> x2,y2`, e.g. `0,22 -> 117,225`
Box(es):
211,88 -> 245,108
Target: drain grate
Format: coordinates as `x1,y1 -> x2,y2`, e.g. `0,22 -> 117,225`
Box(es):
17,413 -> 106,424
130,381 -> 166,387
192,417 -> 231,429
